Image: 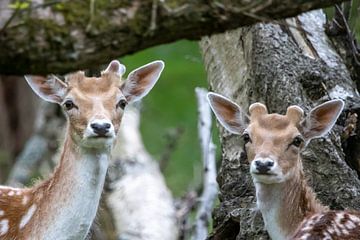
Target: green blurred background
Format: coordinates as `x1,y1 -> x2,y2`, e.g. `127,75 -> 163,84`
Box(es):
120,40 -> 209,196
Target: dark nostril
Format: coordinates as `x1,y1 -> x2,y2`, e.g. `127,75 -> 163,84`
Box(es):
91,123 -> 110,136
266,161 -> 274,167
255,160 -> 273,174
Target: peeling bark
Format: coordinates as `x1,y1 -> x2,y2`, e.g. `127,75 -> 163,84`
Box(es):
200,10 -> 360,239
0,0 -> 348,75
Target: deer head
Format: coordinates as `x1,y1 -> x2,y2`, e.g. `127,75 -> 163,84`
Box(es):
207,93 -> 344,184
25,60 -> 164,150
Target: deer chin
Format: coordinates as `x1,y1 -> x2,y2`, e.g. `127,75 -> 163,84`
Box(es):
80,136 -> 115,150
251,173 -> 285,184
250,167 -> 286,184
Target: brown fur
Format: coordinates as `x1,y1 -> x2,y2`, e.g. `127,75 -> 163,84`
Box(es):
208,96 -> 351,239
0,71 -> 125,239
292,211 -> 360,240
64,72 -> 124,141
277,170 -> 326,237
246,104 -> 359,239
247,112 -> 326,237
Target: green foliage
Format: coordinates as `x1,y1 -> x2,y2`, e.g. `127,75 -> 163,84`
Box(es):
324,2 -> 360,41
349,0 -> 360,41
121,40 -> 208,196
8,1 -> 30,10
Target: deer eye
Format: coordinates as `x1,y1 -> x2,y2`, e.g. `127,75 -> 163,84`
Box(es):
116,99 -> 127,110
242,133 -> 251,144
63,100 -> 76,111
291,136 -> 304,147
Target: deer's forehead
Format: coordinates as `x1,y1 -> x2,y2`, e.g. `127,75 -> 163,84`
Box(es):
67,72 -> 122,94
248,114 -> 300,141
68,87 -> 120,107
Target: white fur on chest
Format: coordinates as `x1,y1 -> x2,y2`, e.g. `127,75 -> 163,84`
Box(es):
42,153 -> 109,240
255,183 -> 288,240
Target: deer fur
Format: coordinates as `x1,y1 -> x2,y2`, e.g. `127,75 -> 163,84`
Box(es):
0,60 -> 164,240
207,92 -> 360,240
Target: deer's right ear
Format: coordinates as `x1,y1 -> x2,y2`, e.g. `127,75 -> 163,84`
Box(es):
207,92 -> 249,134
24,75 -> 67,104
121,60 -> 164,103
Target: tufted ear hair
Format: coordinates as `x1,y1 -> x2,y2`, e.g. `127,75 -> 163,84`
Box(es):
299,99 -> 344,141
207,92 -> 249,134
24,75 -> 67,104
120,60 -> 164,103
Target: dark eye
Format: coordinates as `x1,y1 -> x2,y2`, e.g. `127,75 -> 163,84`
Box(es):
63,100 -> 75,111
242,133 -> 251,144
291,136 -> 304,147
116,99 -> 127,110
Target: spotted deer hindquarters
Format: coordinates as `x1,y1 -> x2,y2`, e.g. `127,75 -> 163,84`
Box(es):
0,187 -> 35,238
291,211 -> 360,240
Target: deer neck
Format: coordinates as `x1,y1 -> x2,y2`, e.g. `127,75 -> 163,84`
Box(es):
25,130 -> 110,239
254,162 -> 325,240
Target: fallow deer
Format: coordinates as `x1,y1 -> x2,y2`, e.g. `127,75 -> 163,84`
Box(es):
207,92 -> 360,240
0,60 -> 164,239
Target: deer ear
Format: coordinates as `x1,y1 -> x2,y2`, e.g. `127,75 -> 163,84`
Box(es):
121,61 -> 164,103
24,75 -> 67,104
300,99 -> 344,141
207,92 -> 249,134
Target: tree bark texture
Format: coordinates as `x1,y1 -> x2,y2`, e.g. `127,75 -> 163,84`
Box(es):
0,0 -> 348,75
200,10 -> 360,239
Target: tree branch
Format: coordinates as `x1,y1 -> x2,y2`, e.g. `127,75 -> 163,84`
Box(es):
0,0 -> 349,74
193,88 -> 218,240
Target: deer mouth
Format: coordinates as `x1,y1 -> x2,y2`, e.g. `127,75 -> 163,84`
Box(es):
253,172 -> 277,176
90,135 -> 112,139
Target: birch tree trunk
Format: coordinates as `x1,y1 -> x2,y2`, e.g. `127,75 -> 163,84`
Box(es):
106,105 -> 178,240
200,10 -> 360,239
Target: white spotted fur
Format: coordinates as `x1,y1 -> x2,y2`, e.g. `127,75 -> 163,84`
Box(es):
0,219 -> 9,236
19,204 -> 37,229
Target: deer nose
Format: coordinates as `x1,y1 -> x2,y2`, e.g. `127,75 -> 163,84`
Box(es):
90,122 -> 111,136
255,159 -> 274,174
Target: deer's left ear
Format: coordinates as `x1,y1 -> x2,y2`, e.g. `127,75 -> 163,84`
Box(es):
121,61 -> 164,103
300,99 -> 344,141
207,92 -> 249,135
24,75 -> 67,104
